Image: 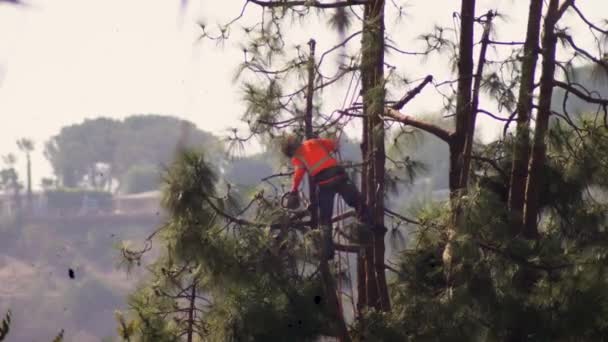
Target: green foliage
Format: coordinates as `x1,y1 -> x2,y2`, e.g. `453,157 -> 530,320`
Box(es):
327,7 -> 351,35
16,138 -> 34,153
0,310 -> 10,342
119,149 -> 342,341
378,119 -> 608,341
0,310 -> 67,342
51,329 -> 64,342
44,115 -> 222,188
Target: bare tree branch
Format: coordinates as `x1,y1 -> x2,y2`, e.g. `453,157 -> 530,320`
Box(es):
383,108 -> 453,143
472,155 -> 508,180
317,31 -> 363,68
390,75 -> 434,110
384,207 -> 421,225
248,0 -> 368,9
334,243 -> 362,253
571,3 -> 608,35
557,33 -> 608,71
478,108 -> 510,122
487,40 -> 524,46
556,0 -> 574,21
554,80 -> 608,105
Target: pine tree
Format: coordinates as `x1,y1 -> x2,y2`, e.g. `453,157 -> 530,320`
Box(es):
118,149 -> 344,341
120,1 -> 608,340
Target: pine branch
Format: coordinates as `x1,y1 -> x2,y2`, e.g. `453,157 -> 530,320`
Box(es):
390,75 -> 434,110
384,207 -> 421,225
476,240 -> 571,272
0,310 -> 10,342
385,44 -> 433,56
557,33 -> 608,73
383,108 -> 453,144
384,263 -> 403,276
556,0 -> 574,21
316,30 -> 362,68
571,3 -> 608,35
553,80 -> 608,105
334,243 -> 362,252
487,40 -> 524,45
472,155 -> 508,180
248,0 -> 368,9
51,329 -> 65,342
477,109 -> 510,122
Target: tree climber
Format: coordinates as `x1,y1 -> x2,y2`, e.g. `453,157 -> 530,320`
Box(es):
280,133 -> 381,260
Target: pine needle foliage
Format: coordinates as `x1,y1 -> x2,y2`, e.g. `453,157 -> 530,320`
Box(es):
0,311 -> 10,342
119,149 -> 341,341
369,120 -> 608,341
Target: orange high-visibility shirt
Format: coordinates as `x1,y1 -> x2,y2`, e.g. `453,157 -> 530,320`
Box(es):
291,138 -> 338,191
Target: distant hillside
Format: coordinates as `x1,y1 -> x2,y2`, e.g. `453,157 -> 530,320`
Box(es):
0,219 -> 160,342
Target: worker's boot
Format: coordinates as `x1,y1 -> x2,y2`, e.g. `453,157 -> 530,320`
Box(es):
321,225 -> 335,261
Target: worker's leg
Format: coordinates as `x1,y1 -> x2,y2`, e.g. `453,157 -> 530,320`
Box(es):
334,176 -> 373,226
317,183 -> 337,260
317,183 -> 336,227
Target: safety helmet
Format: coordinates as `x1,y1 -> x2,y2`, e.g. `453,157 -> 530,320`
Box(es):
280,133 -> 302,158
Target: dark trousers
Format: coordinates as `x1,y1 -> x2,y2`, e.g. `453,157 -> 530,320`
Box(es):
313,166 -> 372,227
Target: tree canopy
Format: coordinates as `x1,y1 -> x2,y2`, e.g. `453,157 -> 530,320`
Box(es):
43,115 -> 223,191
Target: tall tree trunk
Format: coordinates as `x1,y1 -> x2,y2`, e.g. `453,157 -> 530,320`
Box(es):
360,0 -> 389,312
305,39 -> 319,227
26,153 -> 32,213
459,11 -> 493,189
443,0 -> 476,283
187,282 -> 196,342
508,0 -> 543,235
320,258 -> 351,342
523,0 -> 560,238
451,0 -> 476,194
356,252 -> 366,317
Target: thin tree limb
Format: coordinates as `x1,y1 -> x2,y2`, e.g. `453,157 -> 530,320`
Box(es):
383,108 -> 453,143
390,75 -> 434,110
248,0 -> 368,9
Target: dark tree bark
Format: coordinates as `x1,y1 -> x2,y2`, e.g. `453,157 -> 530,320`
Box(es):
359,0 -> 389,312
523,0 -> 560,238
26,153 -> 32,212
459,10 -> 493,189
508,0 -> 543,235
450,0 -> 476,195
305,39 -> 319,227
319,259 -> 351,342
443,0 -> 476,284
187,283 -> 196,342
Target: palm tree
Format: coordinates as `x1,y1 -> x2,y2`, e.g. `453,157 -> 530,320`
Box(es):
1,153 -> 21,219
16,138 -> 34,210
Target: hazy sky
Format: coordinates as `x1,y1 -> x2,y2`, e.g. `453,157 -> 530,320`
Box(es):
0,0 -> 605,188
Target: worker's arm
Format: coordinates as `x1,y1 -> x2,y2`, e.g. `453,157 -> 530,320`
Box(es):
318,138 -> 338,153
291,157 -> 306,192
